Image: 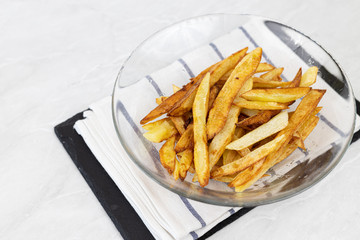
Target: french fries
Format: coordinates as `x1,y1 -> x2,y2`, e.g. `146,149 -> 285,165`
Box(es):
193,72 -> 211,187
207,48 -> 262,139
241,87 -> 310,103
141,46 -> 326,192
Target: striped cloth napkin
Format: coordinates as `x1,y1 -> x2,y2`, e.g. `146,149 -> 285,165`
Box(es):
74,20 -> 360,239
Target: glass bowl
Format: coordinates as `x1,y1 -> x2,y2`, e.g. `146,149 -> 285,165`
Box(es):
112,14 -> 356,207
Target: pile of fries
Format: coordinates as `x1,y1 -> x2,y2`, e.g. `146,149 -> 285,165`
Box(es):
140,47 -> 325,192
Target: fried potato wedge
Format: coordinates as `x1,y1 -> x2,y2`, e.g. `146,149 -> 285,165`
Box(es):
212,134 -> 286,178
170,116 -> 186,135
255,62 -> 275,73
253,78 -> 292,88
233,98 -> 289,110
208,85 -> 221,111
286,68 -> 302,88
159,135 -> 177,174
168,48 -> 248,116
173,159 -> 181,180
193,73 -> 211,187
300,66 -> 318,87
208,78 -> 253,170
232,158 -> 265,189
174,123 -> 194,153
227,111 -> 288,151
141,79 -> 199,124
207,47 -> 262,139
156,96 -> 168,105
241,87 -> 311,103
172,84 -> 181,93
178,149 -> 193,181
241,108 -> 259,117
260,67 -> 283,81
236,110 -> 281,130
143,118 -> 178,143
231,89 -> 325,191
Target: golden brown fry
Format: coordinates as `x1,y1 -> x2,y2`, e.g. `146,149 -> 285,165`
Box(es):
219,68 -> 233,82
260,67 -> 284,81
255,62 -> 275,73
141,79 -> 199,124
208,78 -> 253,171
227,111 -> 288,151
232,158 -> 265,188
193,73 -> 211,187
231,89 -> 326,191
159,135 -> 177,174
223,128 -> 245,165
174,124 -> 194,153
143,118 -> 178,143
253,79 -> 292,88
170,116 -> 186,135
241,108 -> 259,117
233,98 -> 289,110
236,110 -> 281,130
173,160 -> 180,180
212,134 -> 286,178
237,147 -> 251,157
208,85 -> 221,111
300,66 -> 318,87
286,68 -> 302,88
178,149 -> 193,181
168,48 -> 249,116
207,48 -> 262,139
172,84 -> 181,93
156,96 -> 168,105
241,87 -> 311,103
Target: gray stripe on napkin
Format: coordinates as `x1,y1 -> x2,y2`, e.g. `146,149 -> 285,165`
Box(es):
180,196 -> 207,227
209,42 -> 224,60
178,58 -> 195,78
115,101 -> 164,175
146,75 -> 164,96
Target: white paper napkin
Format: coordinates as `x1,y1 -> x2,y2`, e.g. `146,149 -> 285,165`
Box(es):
74,20 -> 360,240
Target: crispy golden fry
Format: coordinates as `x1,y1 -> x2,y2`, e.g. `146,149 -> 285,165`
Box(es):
159,135 -> 177,174
170,116 -> 186,135
208,78 -> 253,170
237,147 -> 251,157
237,110 -> 281,130
174,123 -> 194,153
178,149 -> 193,181
208,85 -> 220,110
193,73 -> 211,187
207,48 -> 262,139
173,159 -> 180,180
241,87 -> 311,103
253,77 -> 292,88
222,128 -> 245,165
156,96 -> 168,105
255,62 -> 275,73
143,118 -> 178,143
219,69 -> 233,82
172,84 -> 181,93
227,111 -> 288,150
168,48 -> 248,116
286,68 -> 302,88
232,158 -> 265,189
231,89 -> 326,191
300,66 -> 318,87
141,79 -> 199,124
241,108 -> 259,117
212,134 -> 286,178
276,115 -> 319,164
233,98 -> 289,110
260,67 -> 283,81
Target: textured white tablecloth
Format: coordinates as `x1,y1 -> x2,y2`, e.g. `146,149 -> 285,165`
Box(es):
1,0 -> 360,239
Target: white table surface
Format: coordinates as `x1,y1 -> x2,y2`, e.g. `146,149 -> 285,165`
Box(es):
1,0 -> 360,239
